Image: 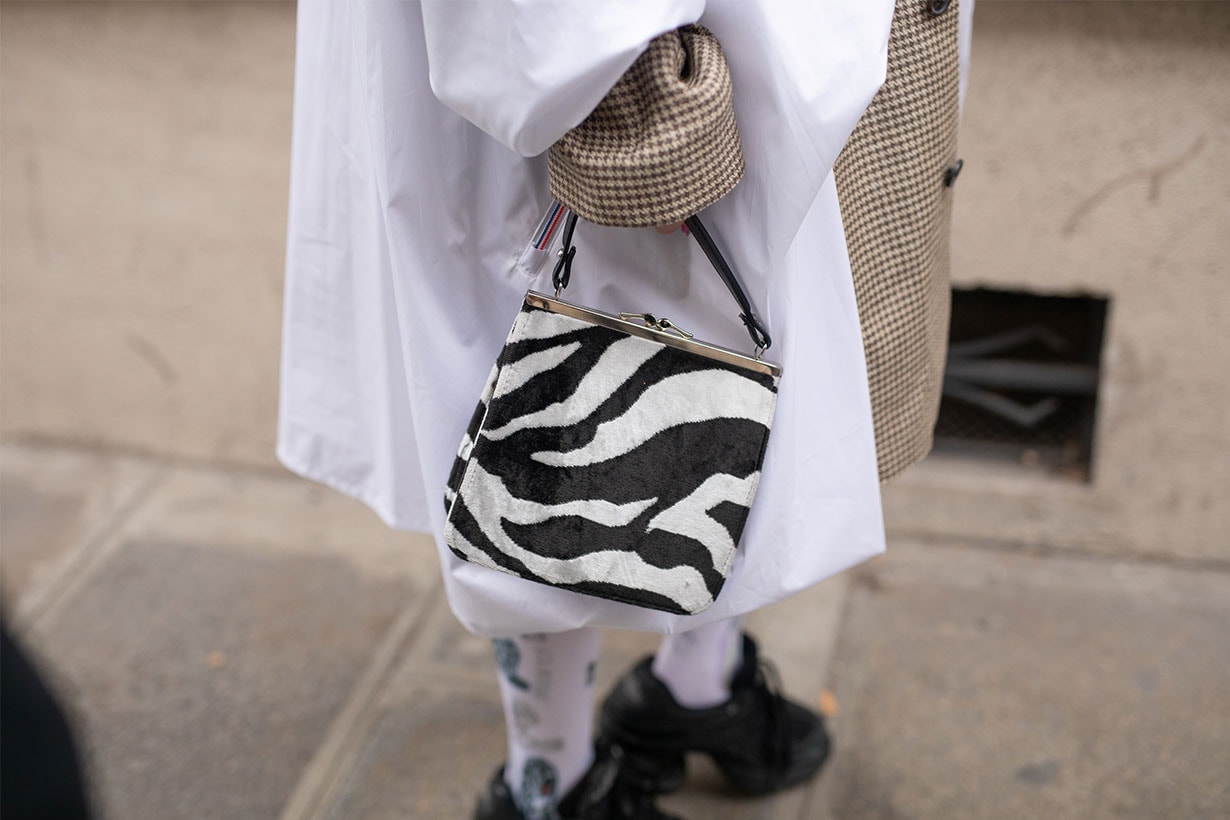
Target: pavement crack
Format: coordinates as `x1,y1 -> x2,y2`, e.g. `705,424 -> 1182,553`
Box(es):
1062,135 -> 1207,237
125,334 -> 179,386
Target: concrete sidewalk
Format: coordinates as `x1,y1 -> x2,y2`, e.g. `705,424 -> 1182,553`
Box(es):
2,441 -> 1227,819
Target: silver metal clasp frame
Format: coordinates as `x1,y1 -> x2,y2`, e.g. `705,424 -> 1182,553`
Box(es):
618,312 -> 695,340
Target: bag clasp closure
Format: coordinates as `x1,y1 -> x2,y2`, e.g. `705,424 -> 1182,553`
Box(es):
618,312 -> 695,340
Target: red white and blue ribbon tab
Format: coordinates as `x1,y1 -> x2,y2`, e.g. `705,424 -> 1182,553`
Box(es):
532,200 -> 569,251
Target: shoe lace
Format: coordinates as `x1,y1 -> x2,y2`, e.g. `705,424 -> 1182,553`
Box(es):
754,659 -> 793,777
564,743 -> 674,820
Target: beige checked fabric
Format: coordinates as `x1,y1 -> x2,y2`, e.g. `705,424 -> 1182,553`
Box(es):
549,25 -> 744,228
835,0 -> 961,482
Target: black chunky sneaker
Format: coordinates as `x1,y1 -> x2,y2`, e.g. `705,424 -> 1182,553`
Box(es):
474,767 -> 524,820
474,743 -> 683,820
599,634 -> 831,796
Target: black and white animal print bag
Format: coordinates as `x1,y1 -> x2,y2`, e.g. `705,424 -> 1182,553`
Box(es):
444,212 -> 780,615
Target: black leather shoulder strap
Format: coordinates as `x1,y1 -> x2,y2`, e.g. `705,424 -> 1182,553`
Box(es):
683,216 -> 771,351
551,211 -> 771,351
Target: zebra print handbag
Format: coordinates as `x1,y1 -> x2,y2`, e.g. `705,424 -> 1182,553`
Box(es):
444,213 -> 780,615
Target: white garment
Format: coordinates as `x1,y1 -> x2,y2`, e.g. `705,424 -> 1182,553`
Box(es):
279,0 -> 971,636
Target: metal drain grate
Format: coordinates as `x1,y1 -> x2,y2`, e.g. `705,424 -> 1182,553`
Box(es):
934,288 -> 1109,479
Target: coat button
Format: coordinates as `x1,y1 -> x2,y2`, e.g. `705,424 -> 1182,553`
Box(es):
929,0 -> 951,14
944,159 -> 964,187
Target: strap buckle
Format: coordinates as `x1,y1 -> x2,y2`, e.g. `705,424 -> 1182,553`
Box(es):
551,211 -> 580,296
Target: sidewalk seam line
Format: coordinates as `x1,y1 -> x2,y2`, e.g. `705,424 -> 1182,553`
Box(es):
279,582 -> 444,820
885,528 -> 1230,574
15,463 -> 167,631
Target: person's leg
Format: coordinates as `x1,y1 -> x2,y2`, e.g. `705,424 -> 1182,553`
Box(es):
493,629 -> 601,820
650,616 -> 744,708
479,629 -> 683,820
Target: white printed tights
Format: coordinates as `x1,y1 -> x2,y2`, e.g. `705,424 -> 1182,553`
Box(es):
495,618 -> 743,819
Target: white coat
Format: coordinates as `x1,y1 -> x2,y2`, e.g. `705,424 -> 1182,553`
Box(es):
279,0 -> 973,637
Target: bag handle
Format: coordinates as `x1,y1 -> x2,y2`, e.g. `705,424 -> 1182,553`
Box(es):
551,211 -> 772,353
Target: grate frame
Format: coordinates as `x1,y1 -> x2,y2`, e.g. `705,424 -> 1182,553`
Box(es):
934,287 -> 1109,480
